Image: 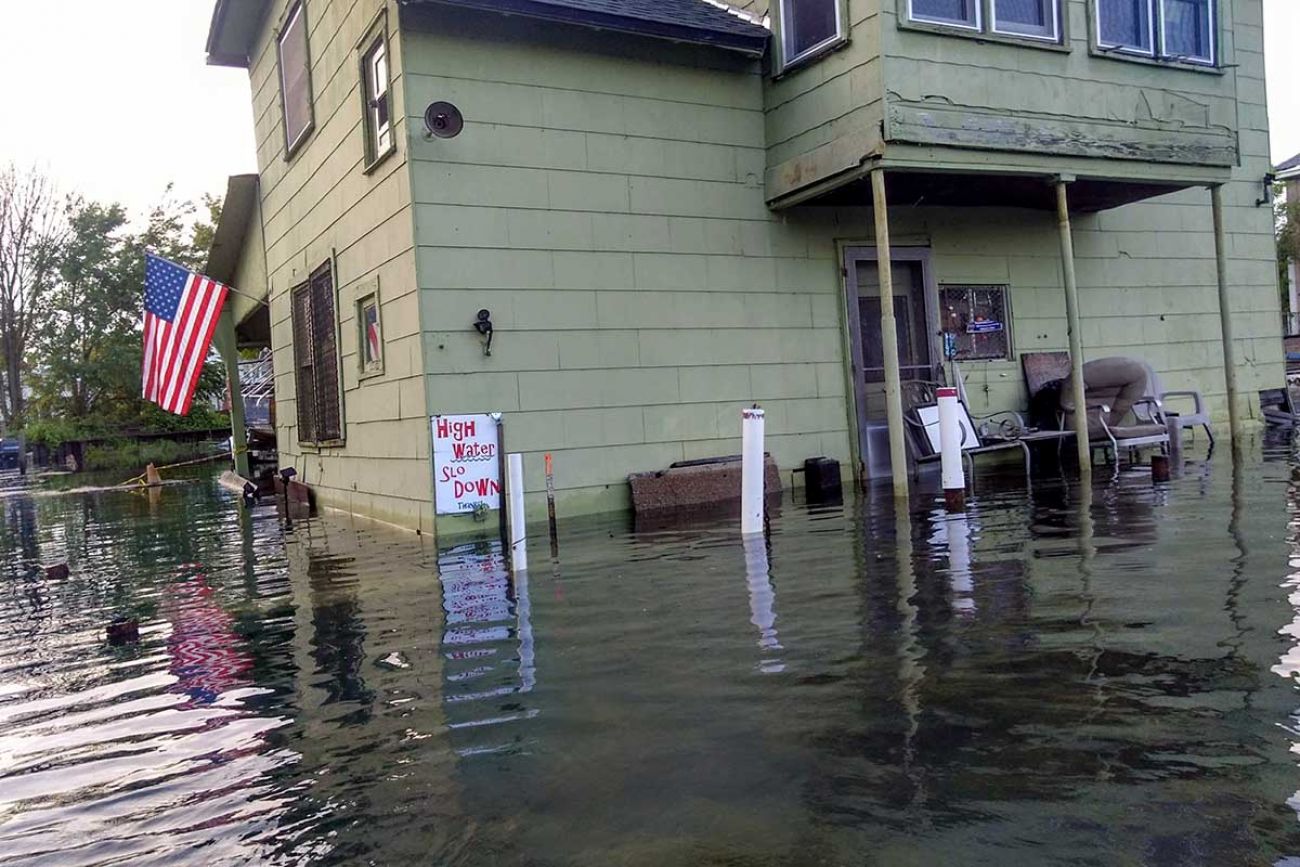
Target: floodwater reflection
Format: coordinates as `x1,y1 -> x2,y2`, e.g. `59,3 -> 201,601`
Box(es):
2,441 -> 1300,863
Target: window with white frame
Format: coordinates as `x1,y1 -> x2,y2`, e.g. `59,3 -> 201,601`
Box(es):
779,0 -> 844,65
361,33 -> 393,164
910,0 -> 979,30
1096,0 -> 1215,64
908,0 -> 1060,42
992,0 -> 1058,39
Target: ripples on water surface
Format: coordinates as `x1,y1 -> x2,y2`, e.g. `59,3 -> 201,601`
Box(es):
5,443 -> 1300,864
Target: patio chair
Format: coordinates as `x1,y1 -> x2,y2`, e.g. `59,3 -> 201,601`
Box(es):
1021,352 -> 1169,464
1260,387 -> 1300,427
1133,361 -> 1213,446
1022,351 -> 1210,445
900,380 -> 1032,483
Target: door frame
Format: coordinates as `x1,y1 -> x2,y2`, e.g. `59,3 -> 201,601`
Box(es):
842,245 -> 941,479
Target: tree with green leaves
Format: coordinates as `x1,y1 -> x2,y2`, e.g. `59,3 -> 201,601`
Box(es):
24,187 -> 228,445
0,165 -> 66,430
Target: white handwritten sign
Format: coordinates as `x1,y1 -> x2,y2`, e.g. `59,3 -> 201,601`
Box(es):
432,414 -> 501,515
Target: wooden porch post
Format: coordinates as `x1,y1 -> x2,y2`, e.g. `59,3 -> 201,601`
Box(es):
216,308 -> 251,479
871,167 -> 909,497
1054,178 -> 1092,477
1210,184 -> 1243,449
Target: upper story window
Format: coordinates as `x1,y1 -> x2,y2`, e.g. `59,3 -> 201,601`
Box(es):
779,0 -> 845,66
908,0 -> 1060,42
277,1 -> 314,157
1097,0 -> 1215,65
360,32 -> 394,167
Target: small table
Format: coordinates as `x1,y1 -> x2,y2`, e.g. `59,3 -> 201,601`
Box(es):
976,429 -> 1078,480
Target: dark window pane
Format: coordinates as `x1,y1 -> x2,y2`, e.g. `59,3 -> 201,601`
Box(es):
1162,0 -> 1212,61
784,0 -> 839,58
994,0 -> 1055,37
1098,0 -> 1153,51
911,0 -> 978,27
278,2 -> 313,151
939,285 -> 1011,362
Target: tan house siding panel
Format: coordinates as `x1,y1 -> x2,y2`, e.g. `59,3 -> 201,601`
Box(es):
246,0 -> 428,531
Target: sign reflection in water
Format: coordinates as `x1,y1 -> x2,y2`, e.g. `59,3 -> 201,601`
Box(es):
437,540 -> 536,755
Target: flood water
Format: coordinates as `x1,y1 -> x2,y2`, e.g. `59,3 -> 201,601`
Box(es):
5,441 -> 1300,865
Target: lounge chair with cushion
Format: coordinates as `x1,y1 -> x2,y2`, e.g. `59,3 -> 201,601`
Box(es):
1021,352 -> 1169,464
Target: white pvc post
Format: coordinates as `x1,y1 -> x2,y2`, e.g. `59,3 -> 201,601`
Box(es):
743,533 -> 784,673
936,386 -> 966,512
508,453 -> 527,573
946,513 -> 975,616
741,407 -> 766,536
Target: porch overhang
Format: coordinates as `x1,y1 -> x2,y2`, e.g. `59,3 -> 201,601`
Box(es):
768,144 -> 1235,212
205,0 -> 270,67
205,174 -> 269,348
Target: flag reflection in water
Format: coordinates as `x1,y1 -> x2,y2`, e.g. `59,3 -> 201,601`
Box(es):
163,568 -> 252,704
437,540 -> 536,755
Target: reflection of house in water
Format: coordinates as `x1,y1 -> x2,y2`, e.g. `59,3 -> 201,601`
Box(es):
437,540 -> 536,755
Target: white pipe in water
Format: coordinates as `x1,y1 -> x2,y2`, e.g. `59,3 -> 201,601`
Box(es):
508,453 -> 527,573
936,386 -> 966,511
741,407 -> 766,536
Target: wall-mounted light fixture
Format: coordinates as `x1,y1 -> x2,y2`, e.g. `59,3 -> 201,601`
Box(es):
1257,172 -> 1277,207
473,309 -> 494,356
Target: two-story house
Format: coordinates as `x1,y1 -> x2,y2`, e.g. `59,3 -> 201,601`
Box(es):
204,0 -> 1281,534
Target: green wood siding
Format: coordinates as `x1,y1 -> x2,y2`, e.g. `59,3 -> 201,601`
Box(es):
403,26 -> 852,517
765,1 -> 886,202
246,0 -> 429,532
882,0 -> 1239,167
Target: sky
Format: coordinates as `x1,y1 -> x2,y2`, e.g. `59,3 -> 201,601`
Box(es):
0,0 -> 1297,217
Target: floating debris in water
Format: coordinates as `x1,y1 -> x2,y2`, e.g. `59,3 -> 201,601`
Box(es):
107,618 -> 140,645
377,651 -> 411,669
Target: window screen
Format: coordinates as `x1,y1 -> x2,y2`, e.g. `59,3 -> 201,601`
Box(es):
993,0 -> 1056,38
781,0 -> 842,61
1162,0 -> 1212,62
278,2 -> 314,154
910,0 -> 979,28
939,285 -> 1011,362
290,262 -> 343,444
1097,0 -> 1154,53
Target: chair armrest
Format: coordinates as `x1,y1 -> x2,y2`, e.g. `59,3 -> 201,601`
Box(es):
1159,390 -> 1206,414
1133,396 -> 1165,424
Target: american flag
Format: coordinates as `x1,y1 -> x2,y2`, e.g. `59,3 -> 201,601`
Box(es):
142,253 -> 230,415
